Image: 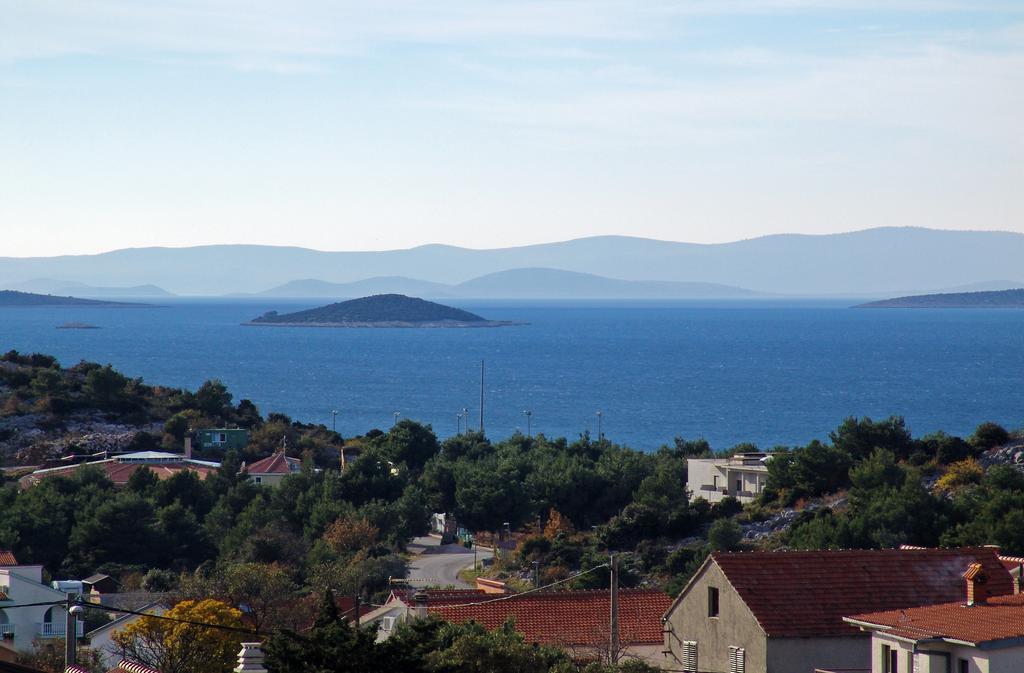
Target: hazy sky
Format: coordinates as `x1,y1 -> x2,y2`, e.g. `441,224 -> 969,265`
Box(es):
2,1 -> 1022,256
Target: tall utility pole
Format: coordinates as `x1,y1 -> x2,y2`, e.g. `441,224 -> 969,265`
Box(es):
523,410 -> 532,438
479,360 -> 485,434
64,593 -> 77,668
596,411 -> 603,441
609,552 -> 619,665
331,409 -> 338,433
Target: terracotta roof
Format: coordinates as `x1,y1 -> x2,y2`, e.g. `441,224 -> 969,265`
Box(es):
0,550 -> 17,566
704,547 -> 1014,638
848,592 -> 1024,645
428,589 -> 672,647
245,452 -> 301,475
24,460 -> 217,487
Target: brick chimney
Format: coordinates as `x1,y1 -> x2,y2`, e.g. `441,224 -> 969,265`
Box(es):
964,563 -> 989,606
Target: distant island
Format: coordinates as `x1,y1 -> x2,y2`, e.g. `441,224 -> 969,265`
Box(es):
245,294 -> 523,328
0,290 -> 144,308
56,322 -> 100,329
857,288 -> 1024,309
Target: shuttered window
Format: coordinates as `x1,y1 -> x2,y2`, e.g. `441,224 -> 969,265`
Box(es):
729,646 -> 746,673
681,640 -> 698,672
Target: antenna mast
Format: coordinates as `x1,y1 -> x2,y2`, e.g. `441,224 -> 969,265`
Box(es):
479,360 -> 485,434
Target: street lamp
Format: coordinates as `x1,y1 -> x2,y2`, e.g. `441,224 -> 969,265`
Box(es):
596,411 -> 603,441
522,410 -> 532,438
393,411 -> 400,426
331,409 -> 339,433
457,411 -> 463,435
462,408 -> 469,433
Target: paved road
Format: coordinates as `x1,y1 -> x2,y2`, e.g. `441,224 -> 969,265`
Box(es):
406,535 -> 493,589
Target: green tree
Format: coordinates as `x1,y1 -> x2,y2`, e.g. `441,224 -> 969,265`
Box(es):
831,416 -> 914,461
707,519 -> 742,551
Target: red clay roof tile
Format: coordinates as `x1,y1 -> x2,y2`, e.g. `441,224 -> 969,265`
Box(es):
245,452 -> 300,475
428,589 -> 671,647
849,592 -> 1024,645
709,547 -> 1013,638
0,550 -> 17,566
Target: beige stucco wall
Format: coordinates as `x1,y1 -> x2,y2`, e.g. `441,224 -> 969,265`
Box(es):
767,636 -> 867,673
250,473 -> 287,487
870,632 -> 1024,673
664,560 -> 768,672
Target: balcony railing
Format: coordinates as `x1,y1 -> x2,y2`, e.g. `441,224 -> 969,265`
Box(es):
38,621 -> 84,637
0,624 -> 14,637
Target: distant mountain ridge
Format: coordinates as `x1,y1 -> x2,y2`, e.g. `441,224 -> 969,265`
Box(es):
8,278 -> 174,298
252,268 -> 761,300
3,227 -> 1024,296
0,290 -> 143,307
858,288 -> 1024,309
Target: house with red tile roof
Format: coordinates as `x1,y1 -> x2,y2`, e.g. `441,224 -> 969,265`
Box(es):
662,547 -> 1015,673
845,564 -> 1024,673
243,451 -> 302,487
364,587 -> 670,666
19,451 -> 220,489
429,588 -> 672,666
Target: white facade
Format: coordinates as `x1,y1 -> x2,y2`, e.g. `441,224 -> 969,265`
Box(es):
0,565 -> 84,656
84,602 -> 165,669
687,453 -> 770,504
862,633 -> 1024,673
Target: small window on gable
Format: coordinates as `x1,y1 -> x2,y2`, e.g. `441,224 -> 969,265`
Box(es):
707,586 -> 720,617
254,476 -> 262,483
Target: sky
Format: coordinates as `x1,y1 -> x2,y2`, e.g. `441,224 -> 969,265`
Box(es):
1,1 -> 1022,257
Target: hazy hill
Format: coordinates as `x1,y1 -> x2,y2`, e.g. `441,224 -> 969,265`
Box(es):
248,294 -> 494,326
4,227 -> 1024,296
9,278 -> 174,298
858,288 -> 1024,308
255,276 -> 454,298
0,290 -> 142,307
254,268 -> 759,300
451,268 -> 760,299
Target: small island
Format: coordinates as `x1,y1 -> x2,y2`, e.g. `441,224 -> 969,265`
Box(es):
0,290 -> 144,308
857,288 -> 1024,309
244,294 -> 523,328
56,322 -> 101,329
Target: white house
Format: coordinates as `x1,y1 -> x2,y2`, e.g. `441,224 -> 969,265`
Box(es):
0,551 -> 83,658
686,452 -> 771,504
843,564 -> 1024,673
83,602 -> 164,669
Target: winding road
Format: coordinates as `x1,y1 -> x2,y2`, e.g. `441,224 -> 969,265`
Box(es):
406,535 -> 494,589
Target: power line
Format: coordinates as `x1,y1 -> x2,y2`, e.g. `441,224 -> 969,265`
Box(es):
88,604 -> 258,635
0,600 -> 70,609
420,563 -> 610,609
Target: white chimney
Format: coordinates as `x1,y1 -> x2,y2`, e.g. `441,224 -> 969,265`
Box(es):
235,642 -> 267,673
184,436 -> 192,459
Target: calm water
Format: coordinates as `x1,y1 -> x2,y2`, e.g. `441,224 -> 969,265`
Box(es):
1,299 -> 1022,450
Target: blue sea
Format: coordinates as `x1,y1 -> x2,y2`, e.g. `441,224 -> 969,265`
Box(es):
1,299 -> 1023,451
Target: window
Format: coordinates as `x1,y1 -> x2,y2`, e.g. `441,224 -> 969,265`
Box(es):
707,587 -> 720,617
381,616 -> 397,631
681,640 -> 698,673
729,646 -> 746,673
713,475 -> 719,489
959,660 -> 969,673
736,479 -> 742,492
882,644 -> 898,673
254,476 -> 262,484
218,433 -> 227,443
